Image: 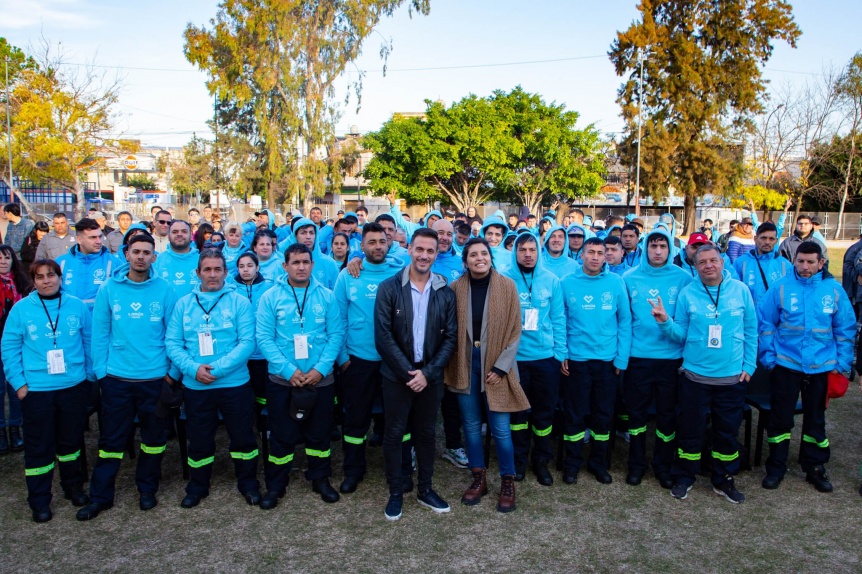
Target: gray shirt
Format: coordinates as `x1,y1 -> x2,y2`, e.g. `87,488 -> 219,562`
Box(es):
34,231 -> 76,260
410,280 -> 431,363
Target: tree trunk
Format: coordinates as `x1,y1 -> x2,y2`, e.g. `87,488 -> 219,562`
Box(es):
835,114 -> 859,240
0,176 -> 38,219
682,193 -> 697,235
74,178 -> 86,221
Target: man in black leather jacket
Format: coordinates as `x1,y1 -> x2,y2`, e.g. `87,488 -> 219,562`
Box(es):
374,228 -> 457,521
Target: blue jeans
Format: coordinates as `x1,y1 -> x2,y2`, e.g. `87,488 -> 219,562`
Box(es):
456,347 -> 515,476
0,355 -> 23,427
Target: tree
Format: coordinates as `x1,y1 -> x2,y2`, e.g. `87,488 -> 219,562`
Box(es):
2,40 -> 130,218
0,38 -> 39,212
161,134 -> 217,203
609,0 -> 801,234
834,53 -> 862,238
184,0 -> 428,209
492,87 -> 606,216
808,133 -> 862,210
125,173 -> 157,191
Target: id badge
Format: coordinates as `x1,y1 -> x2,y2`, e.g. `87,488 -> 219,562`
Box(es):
198,331 -> 214,357
47,349 -> 66,375
294,334 -> 309,360
524,308 -> 539,331
707,324 -> 722,349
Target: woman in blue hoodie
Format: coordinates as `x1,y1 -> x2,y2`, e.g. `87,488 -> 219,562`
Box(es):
223,223 -> 248,275
2,259 -> 94,522
252,230 -> 284,282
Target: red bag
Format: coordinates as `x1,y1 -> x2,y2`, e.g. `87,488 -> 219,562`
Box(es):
825,372 -> 850,407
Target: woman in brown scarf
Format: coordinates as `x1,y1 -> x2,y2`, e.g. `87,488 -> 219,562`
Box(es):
444,238 -> 529,513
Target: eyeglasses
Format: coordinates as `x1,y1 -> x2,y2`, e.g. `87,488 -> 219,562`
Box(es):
156,219 -> 171,224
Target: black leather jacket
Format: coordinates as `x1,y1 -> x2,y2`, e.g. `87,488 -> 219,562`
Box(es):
374,267 -> 457,384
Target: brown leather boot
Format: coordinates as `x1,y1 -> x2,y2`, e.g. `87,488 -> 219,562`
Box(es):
497,474 -> 516,513
461,468 -> 487,506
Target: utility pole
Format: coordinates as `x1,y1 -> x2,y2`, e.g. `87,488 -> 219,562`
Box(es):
5,56 -> 14,200
634,50 -> 644,217
213,92 -> 219,215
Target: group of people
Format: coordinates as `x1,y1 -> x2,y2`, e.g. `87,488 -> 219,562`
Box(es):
0,196 -> 856,526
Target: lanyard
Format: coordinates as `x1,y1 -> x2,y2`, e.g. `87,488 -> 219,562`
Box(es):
39,294 -> 62,349
290,282 -> 309,331
625,247 -> 639,266
195,293 -> 226,324
519,268 -> 534,303
701,281 -> 721,321
753,253 -> 769,290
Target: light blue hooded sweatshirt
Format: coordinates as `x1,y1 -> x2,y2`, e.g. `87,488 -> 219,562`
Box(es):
504,234 -> 567,362
230,271 -> 275,360
278,217 -> 340,290
658,269 -> 757,379
56,245 -> 122,310
390,204 -> 443,239
733,248 -> 791,320
541,224 -> 581,279
223,242 -> 249,275
560,263 -> 632,370
241,208 -> 277,246
333,256 -> 404,364
257,253 -> 285,282
565,223 -> 595,262
759,269 -> 856,374
480,217 -> 512,274
165,282 -> 255,390
623,229 -> 694,359
153,245 -> 201,298
432,247 -> 464,283
91,268 -> 180,381
2,292 -> 94,391
256,275 -> 344,382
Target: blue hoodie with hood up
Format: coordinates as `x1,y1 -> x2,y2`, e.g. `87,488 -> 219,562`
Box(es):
480,217 -> 512,274
92,267 -> 181,381
278,217 -> 340,290
541,224 -> 581,278
390,204 -> 443,239
623,229 -> 694,359
504,234 -> 567,362
560,263 -> 632,370
241,208 -> 277,246
230,271 -> 275,360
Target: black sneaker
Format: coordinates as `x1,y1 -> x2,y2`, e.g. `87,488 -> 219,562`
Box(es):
384,493 -> 403,521
417,489 -> 450,514
713,476 -> 745,504
761,474 -> 783,490
805,466 -> 833,493
670,483 -> 692,500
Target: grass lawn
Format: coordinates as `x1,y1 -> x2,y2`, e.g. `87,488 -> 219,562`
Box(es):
829,246 -> 847,286
2,386 -> 862,573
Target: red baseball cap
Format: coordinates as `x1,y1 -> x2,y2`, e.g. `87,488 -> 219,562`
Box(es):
687,232 -> 710,246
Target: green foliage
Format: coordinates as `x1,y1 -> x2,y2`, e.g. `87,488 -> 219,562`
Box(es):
609,0 -> 800,232
183,0 -> 428,207
363,87 -> 606,212
809,133 -> 862,208
126,173 -> 157,191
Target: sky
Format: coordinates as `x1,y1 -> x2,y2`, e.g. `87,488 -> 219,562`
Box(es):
2,0 -> 860,148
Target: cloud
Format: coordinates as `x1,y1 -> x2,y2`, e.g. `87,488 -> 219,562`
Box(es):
0,0 -> 100,29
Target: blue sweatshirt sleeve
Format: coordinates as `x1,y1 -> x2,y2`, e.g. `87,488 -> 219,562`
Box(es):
750,211 -> 760,229
163,287 -> 182,381
209,297 -> 255,379
255,293 -> 299,381
550,279 -> 567,362
313,292 -> 345,377
741,288 -> 758,375
165,300 -> 202,382
757,287 -> 779,369
1,305 -> 26,390
833,289 -> 857,373
91,284 -> 111,380
614,283 -> 633,370
658,290 -> 690,344
390,204 -> 419,237
775,213 -> 786,239
80,301 -> 95,381
333,273 -> 350,366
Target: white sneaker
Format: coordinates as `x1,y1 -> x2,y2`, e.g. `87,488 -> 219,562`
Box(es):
442,448 -> 469,468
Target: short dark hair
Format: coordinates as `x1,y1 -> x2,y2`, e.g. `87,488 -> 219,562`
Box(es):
30,258 -> 62,279
252,229 -> 277,248
454,221 -> 471,235
703,218 -> 713,225
756,222 -> 777,235
454,212 -> 467,220
237,251 -> 259,267
647,233 -> 669,247
285,242 -> 313,263
197,248 -> 226,270
583,237 -> 604,249
603,235 -> 622,247
796,214 -> 812,224
117,211 -> 132,219
150,205 -> 162,212
411,227 -> 439,245
4,203 -> 21,217
694,244 -> 722,263
362,221 -> 385,238
310,206 -> 322,214
169,219 -> 192,232
355,206 -> 368,215
188,208 -> 200,215
375,213 -> 396,226
515,233 -> 538,249
571,208 -> 585,218
606,215 -> 625,227
796,241 -> 822,259
461,237 -> 492,265
621,223 -> 640,236
156,210 -> 172,221
333,218 -> 352,231
75,218 -> 101,233
52,212 -> 67,220
127,232 -> 155,249
508,212 -> 519,219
